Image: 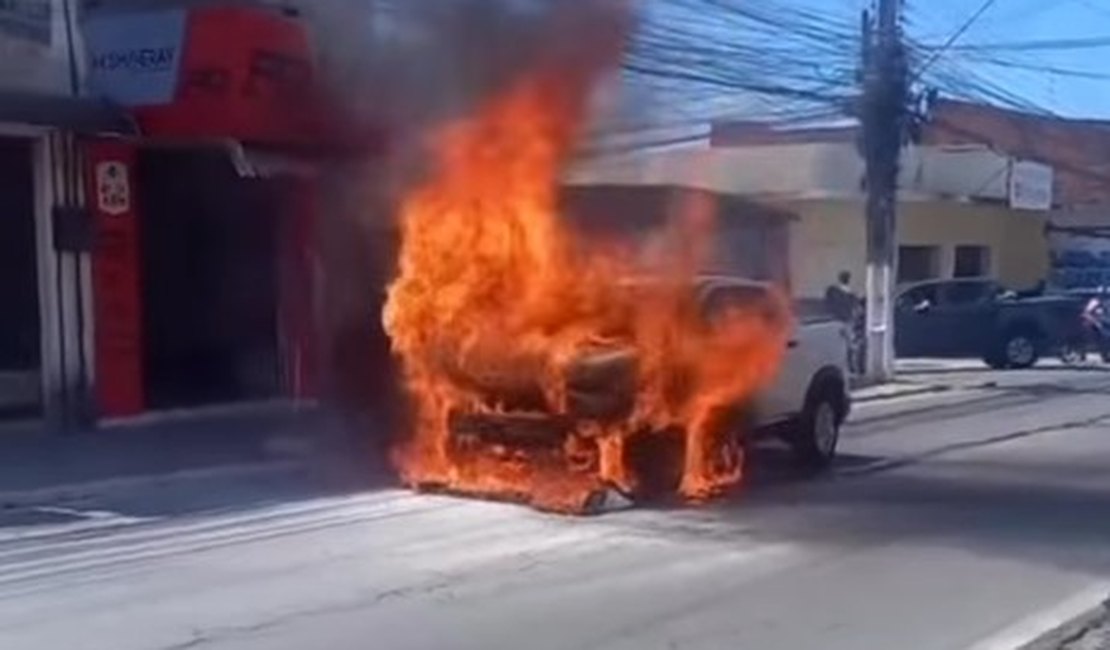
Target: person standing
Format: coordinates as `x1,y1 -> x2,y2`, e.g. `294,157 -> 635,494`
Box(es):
1081,288 -> 1110,362
826,271 -> 864,374
825,271 -> 857,323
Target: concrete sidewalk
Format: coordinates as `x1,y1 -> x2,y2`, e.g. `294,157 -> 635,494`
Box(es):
850,358 -> 1012,403
0,403 -> 357,508
851,380 -> 956,403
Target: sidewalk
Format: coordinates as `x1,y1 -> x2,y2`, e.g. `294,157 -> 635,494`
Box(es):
851,379 -> 954,403
850,358 -> 1006,404
0,403 -> 358,508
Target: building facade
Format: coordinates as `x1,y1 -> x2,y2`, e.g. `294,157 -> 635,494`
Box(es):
0,0 -> 137,426
0,0 -> 386,429
568,134 -> 1053,299
715,101 -> 1110,293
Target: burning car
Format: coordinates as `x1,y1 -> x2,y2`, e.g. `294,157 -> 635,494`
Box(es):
381,43 -> 847,512
444,276 -> 850,497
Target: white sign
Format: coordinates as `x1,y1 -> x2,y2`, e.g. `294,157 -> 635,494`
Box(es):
83,9 -> 187,106
96,161 -> 130,216
1009,159 -> 1053,211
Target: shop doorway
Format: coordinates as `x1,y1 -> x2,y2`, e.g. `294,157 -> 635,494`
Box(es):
137,148 -> 283,410
0,137 -> 41,418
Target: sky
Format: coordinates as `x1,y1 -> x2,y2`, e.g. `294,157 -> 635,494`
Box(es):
609,0 -> 1110,152
370,0 -> 1110,154
827,0 -> 1110,119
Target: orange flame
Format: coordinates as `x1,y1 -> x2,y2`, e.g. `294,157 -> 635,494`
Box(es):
383,62 -> 789,513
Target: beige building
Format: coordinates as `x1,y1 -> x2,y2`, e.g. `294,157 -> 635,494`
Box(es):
568,139 -> 1053,299
783,199 -> 1047,299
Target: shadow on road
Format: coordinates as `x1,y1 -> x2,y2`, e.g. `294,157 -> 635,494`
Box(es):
0,409 -> 403,535
615,422 -> 1110,579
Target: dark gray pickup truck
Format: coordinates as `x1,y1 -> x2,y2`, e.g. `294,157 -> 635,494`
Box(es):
895,278 -> 1084,369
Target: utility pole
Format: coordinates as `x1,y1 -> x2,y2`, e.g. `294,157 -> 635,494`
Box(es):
859,0 -> 908,382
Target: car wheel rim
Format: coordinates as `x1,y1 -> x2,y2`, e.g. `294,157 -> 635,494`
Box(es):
1007,337 -> 1034,365
814,402 -> 838,457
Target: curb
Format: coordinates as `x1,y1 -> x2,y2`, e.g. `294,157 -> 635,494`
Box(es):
1018,600 -> 1110,650
968,584 -> 1110,650
0,460 -> 303,510
851,383 -> 954,404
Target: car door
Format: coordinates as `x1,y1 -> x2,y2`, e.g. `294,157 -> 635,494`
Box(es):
895,282 -> 940,357
760,318 -> 812,423
700,283 -> 804,424
928,281 -> 998,357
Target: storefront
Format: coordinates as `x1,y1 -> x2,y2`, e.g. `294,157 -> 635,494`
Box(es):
0,95 -> 135,427
0,133 -> 40,418
81,5 -> 334,418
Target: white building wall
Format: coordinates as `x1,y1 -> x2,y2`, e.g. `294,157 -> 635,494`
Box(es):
0,0 -> 77,95
569,141 -> 1027,205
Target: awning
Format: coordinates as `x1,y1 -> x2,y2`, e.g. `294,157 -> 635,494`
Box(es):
0,91 -> 137,134
228,144 -> 318,179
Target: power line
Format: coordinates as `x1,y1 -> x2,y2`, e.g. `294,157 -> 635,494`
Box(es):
965,56 -> 1110,81
914,0 -> 1002,79
924,34 -> 1110,52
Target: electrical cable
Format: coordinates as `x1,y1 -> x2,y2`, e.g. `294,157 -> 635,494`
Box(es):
914,0 -> 1002,80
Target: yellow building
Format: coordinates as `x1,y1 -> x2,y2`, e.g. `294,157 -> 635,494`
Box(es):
568,141 -> 1052,299
784,199 -> 1049,298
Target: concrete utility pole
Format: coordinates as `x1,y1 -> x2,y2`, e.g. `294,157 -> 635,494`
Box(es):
859,0 -> 908,382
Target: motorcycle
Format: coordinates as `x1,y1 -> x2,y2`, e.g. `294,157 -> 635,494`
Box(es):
1059,313 -> 1110,365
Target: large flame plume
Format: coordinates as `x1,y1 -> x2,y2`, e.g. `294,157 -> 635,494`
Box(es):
383,18 -> 789,513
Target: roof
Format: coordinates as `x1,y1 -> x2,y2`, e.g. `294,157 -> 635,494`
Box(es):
0,92 -> 136,134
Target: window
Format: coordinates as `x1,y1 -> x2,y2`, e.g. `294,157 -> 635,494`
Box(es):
898,246 -> 941,284
703,285 -> 770,316
943,281 -> 994,306
954,245 -> 991,278
701,284 -> 784,328
897,284 -> 939,311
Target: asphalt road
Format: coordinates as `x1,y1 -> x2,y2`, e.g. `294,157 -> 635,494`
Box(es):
2,365 -> 1110,650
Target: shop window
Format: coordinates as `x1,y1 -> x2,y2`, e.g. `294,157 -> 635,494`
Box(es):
954,245 -> 991,278
898,245 -> 941,284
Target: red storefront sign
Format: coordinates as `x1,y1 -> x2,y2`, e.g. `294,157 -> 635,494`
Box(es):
140,7 -> 322,145
85,6 -> 324,146
85,140 -> 145,417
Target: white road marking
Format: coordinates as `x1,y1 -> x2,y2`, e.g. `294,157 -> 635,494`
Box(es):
966,581 -> 1110,650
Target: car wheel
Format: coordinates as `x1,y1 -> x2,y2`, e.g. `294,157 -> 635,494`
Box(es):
1002,330 -> 1040,369
789,389 -> 842,470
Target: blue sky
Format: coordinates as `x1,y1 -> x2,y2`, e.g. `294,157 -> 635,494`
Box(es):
816,0 -> 1110,118
616,0 -> 1110,150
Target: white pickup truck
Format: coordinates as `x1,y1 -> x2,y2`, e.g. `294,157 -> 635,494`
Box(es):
722,278 -> 852,468
446,275 -> 852,496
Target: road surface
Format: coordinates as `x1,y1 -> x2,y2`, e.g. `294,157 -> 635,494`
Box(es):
1,365 -> 1110,650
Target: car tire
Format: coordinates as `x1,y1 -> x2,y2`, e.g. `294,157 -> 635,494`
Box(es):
788,385 -> 843,470
1000,329 -> 1041,369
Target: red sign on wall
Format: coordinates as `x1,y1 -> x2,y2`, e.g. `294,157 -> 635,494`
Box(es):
135,7 -> 323,146
86,139 -> 145,417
